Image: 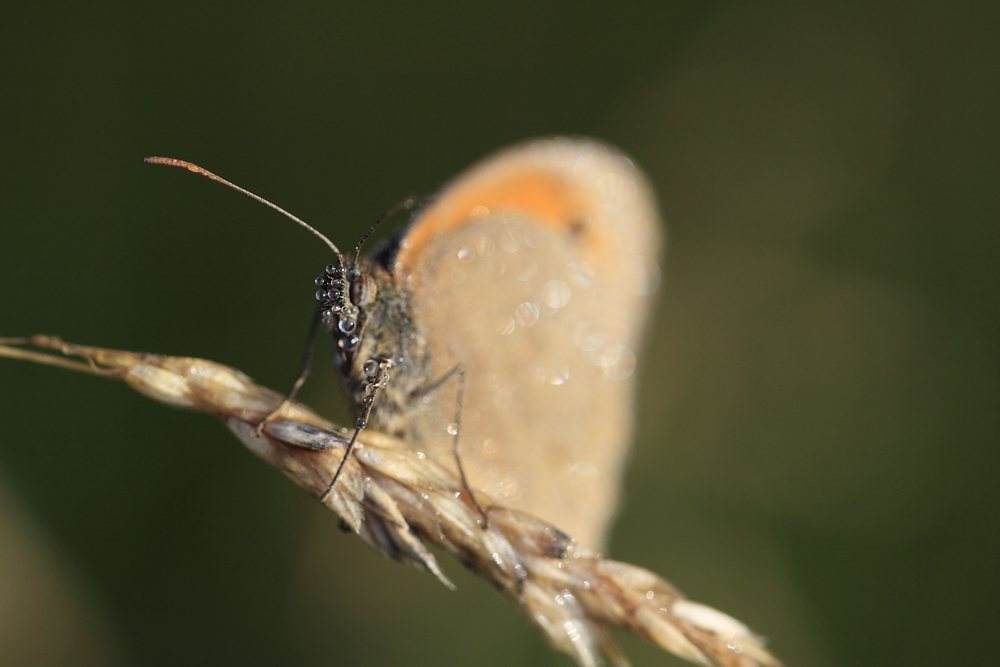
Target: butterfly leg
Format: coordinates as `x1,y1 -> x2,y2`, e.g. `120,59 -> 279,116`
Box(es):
254,307 -> 322,437
451,366 -> 490,528
413,365 -> 490,528
320,357 -> 392,502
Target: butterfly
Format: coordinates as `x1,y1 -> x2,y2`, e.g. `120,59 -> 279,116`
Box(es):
149,138 -> 661,549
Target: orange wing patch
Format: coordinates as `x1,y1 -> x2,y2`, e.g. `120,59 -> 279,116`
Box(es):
394,169 -> 598,283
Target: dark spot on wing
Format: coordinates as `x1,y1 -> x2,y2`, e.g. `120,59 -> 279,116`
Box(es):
367,234 -> 402,270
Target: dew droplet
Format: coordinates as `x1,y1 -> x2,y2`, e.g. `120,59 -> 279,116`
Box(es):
481,438 -> 498,456
499,229 -> 520,253
470,205 -> 490,219
573,321 -> 590,348
495,316 -> 516,336
580,332 -> 610,353
483,473 -> 521,501
513,302 -> 540,327
632,258 -> 661,295
542,279 -> 571,308
492,388 -> 513,409
590,341 -> 621,366
522,226 -> 548,249
457,247 -> 475,262
565,260 -> 594,289
546,368 -> 569,385
476,236 -> 495,257
515,260 -> 538,282
525,364 -> 546,386
603,346 -> 636,379
597,171 -> 638,205
446,422 -> 459,436
568,461 -> 598,485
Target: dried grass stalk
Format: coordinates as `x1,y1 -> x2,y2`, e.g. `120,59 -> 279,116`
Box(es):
0,336 -> 784,667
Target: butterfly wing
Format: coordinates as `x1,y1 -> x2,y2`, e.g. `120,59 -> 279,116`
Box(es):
393,139 -> 662,549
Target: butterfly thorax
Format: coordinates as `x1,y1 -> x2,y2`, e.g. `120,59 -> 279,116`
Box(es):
314,258 -> 430,435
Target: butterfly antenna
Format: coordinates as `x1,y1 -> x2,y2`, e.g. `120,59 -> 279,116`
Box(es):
145,157 -> 345,268
353,195 -> 432,265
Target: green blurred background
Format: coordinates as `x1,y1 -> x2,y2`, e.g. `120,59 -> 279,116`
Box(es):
1,2 -> 997,666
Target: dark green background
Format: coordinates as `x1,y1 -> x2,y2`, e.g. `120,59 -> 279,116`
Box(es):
1,3 -> 996,666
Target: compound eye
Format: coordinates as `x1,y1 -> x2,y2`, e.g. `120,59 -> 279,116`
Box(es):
350,273 -> 378,306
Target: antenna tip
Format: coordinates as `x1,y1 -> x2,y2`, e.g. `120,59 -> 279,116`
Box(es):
145,156 -> 179,167
144,157 -> 205,174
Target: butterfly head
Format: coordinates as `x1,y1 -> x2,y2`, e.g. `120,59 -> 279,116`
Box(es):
314,261 -> 381,369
